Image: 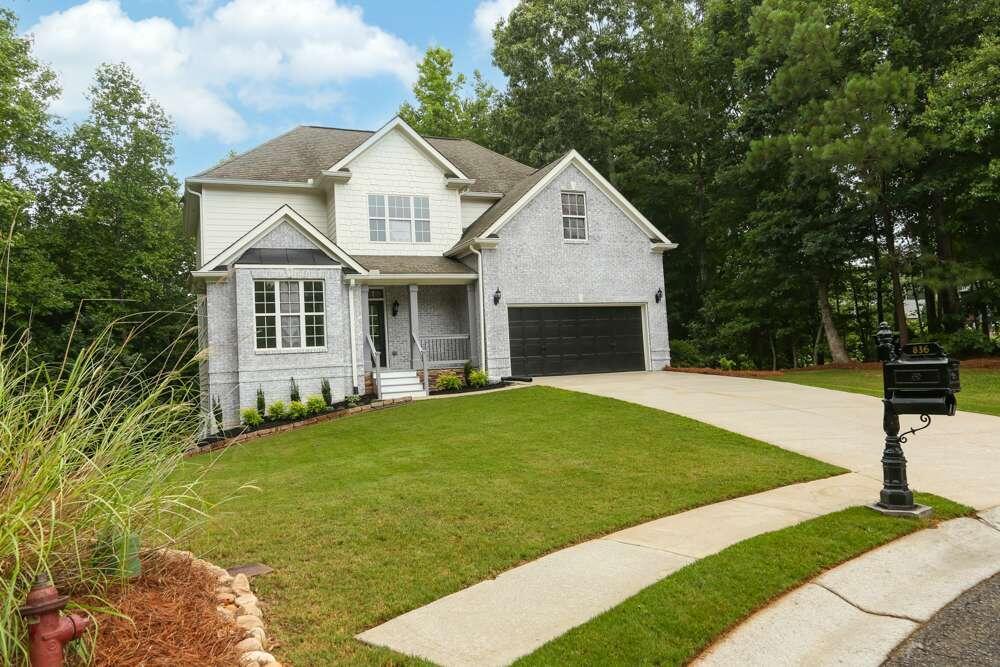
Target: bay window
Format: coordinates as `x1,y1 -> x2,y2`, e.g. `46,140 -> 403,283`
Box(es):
254,279 -> 325,350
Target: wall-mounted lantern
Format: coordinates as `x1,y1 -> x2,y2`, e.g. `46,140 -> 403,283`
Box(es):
392,300 -> 399,316
493,288 -> 502,305
655,288 -> 663,304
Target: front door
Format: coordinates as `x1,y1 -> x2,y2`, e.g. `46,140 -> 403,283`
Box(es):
368,289 -> 388,367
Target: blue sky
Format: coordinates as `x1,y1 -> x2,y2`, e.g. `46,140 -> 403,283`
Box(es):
10,0 -> 517,179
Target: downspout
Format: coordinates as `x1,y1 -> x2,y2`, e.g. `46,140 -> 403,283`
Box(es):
469,244 -> 488,374
347,277 -> 359,394
185,187 -> 203,265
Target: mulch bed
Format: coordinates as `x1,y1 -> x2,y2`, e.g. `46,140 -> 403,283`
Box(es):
429,381 -> 512,396
78,552 -> 242,667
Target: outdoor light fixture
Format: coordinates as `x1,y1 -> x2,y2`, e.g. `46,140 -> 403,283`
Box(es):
655,288 -> 663,304
392,300 -> 399,316
493,288 -> 502,305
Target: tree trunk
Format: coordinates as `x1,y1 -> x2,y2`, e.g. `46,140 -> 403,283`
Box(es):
813,320 -> 823,365
933,194 -> 962,332
769,332 -> 777,371
910,279 -> 924,334
883,202 -> 909,345
817,282 -> 850,363
925,286 -> 939,333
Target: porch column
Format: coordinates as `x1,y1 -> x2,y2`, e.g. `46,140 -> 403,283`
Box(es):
408,284 -> 420,367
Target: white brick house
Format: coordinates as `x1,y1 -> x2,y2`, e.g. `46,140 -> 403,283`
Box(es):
186,117 -> 677,428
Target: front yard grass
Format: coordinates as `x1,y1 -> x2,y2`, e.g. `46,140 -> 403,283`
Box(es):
774,367 -> 1000,416
519,493 -> 971,666
181,386 -> 841,664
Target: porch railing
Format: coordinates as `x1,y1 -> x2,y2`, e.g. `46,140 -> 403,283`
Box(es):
412,333 -> 429,393
364,332 -> 382,399
421,334 -> 471,366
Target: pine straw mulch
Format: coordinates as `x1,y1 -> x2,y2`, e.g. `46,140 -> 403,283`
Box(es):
75,552 -> 243,667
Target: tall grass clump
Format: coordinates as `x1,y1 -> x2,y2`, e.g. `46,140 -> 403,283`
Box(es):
0,329 -> 209,664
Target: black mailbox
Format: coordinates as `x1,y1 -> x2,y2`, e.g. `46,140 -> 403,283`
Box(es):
882,342 -> 961,416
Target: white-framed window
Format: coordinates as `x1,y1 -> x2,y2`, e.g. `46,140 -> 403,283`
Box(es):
254,279 -> 325,350
368,194 -> 431,243
561,191 -> 587,240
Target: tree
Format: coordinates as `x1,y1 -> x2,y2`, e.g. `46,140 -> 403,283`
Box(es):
399,47 -> 467,137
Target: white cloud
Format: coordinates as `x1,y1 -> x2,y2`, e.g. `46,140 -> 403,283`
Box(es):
25,0 -> 418,142
473,0 -> 519,46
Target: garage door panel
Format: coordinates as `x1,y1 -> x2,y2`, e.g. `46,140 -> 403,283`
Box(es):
508,306 -> 644,376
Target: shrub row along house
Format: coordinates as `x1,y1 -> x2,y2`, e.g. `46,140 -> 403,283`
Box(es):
185,117 -> 676,428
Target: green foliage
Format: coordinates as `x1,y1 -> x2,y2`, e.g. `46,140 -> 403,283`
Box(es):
718,356 -> 737,372
305,395 -> 326,416
288,400 -> 308,420
321,378 -> 332,406
468,369 -> 489,388
256,387 -> 266,414
212,396 -> 223,433
241,407 -> 263,428
434,371 -> 464,391
345,393 -> 361,408
669,339 -> 707,368
0,329 -> 208,663
463,360 -> 474,385
924,329 -> 997,359
289,378 -> 301,403
267,401 -> 287,421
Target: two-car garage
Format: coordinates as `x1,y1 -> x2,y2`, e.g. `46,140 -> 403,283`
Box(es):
507,306 -> 646,377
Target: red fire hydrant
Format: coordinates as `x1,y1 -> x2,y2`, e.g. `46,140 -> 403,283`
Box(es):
18,574 -> 92,667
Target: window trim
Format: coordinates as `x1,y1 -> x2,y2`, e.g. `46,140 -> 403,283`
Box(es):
253,279 -> 327,352
561,190 -> 589,242
368,194 -> 431,244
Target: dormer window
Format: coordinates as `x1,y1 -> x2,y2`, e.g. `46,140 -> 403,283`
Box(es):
369,194 -> 431,243
561,191 -> 587,241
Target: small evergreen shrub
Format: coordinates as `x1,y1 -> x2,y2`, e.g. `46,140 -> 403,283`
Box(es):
468,369 -> 489,388
212,396 -> 224,433
268,400 -> 287,420
463,360 -> 474,385
241,407 -> 263,427
256,387 -> 266,413
345,393 -> 361,407
321,378 -> 332,406
718,356 -> 737,371
288,400 -> 308,420
289,378 -> 301,402
669,339 -> 706,368
435,371 -> 463,391
306,395 -> 326,416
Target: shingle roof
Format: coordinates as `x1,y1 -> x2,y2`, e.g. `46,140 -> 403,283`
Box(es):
447,152 -> 569,254
236,248 -> 339,266
354,255 -> 475,275
194,125 -> 536,194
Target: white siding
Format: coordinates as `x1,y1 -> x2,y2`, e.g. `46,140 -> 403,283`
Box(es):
332,130 -> 462,256
461,199 -> 494,231
200,185 -> 328,263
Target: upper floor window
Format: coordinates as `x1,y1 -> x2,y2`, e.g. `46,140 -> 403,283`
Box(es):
561,192 -> 587,241
254,279 -> 325,350
369,194 -> 430,243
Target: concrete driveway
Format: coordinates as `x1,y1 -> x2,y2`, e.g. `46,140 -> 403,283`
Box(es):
536,371 -> 1000,510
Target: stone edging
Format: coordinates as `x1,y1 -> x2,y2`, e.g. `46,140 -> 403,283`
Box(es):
187,397 -> 413,457
163,549 -> 280,666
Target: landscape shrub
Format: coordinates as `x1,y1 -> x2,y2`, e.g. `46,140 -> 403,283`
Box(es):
923,329 -> 996,359
241,407 -> 263,427
256,387 -> 265,413
718,356 -> 737,371
321,378 -> 332,406
0,330 -> 208,664
468,369 -> 489,388
669,339 -> 707,367
267,400 -> 287,420
736,354 -> 757,371
463,360 -> 474,385
289,377 -> 301,402
305,395 -> 326,416
435,371 -> 464,391
345,393 -> 361,407
288,400 -> 308,420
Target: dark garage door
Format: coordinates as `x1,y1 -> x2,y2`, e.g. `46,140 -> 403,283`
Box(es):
508,306 -> 645,376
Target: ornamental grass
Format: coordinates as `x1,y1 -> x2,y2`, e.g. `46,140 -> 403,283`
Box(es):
0,326 -> 212,664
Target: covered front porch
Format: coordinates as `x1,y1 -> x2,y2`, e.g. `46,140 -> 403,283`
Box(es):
353,255 -> 481,396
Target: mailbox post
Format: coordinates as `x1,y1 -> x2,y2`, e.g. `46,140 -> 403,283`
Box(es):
870,322 -> 961,518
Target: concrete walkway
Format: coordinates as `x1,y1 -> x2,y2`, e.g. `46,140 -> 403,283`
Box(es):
357,473 -> 881,666
537,371 -> 1000,510
695,507 -> 1000,666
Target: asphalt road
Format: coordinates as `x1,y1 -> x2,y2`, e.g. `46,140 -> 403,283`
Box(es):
884,571 -> 1000,666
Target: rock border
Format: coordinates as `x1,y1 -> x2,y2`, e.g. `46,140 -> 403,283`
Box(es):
163,549 -> 280,667
187,396 -> 413,458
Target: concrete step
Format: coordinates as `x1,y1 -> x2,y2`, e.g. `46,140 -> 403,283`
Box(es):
381,388 -> 427,400
380,376 -> 426,389
379,369 -> 420,380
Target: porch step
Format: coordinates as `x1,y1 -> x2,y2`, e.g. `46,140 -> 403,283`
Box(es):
375,369 -> 427,398
380,375 -> 426,389
381,389 -> 428,400
379,369 -> 422,379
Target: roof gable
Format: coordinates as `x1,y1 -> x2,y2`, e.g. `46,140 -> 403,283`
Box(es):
326,117 -> 469,180
447,151 -> 674,255
198,205 -> 366,274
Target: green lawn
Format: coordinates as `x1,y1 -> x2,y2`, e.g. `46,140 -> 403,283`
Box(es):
519,493 -> 971,666
181,386 -> 840,664
774,367 -> 1000,417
